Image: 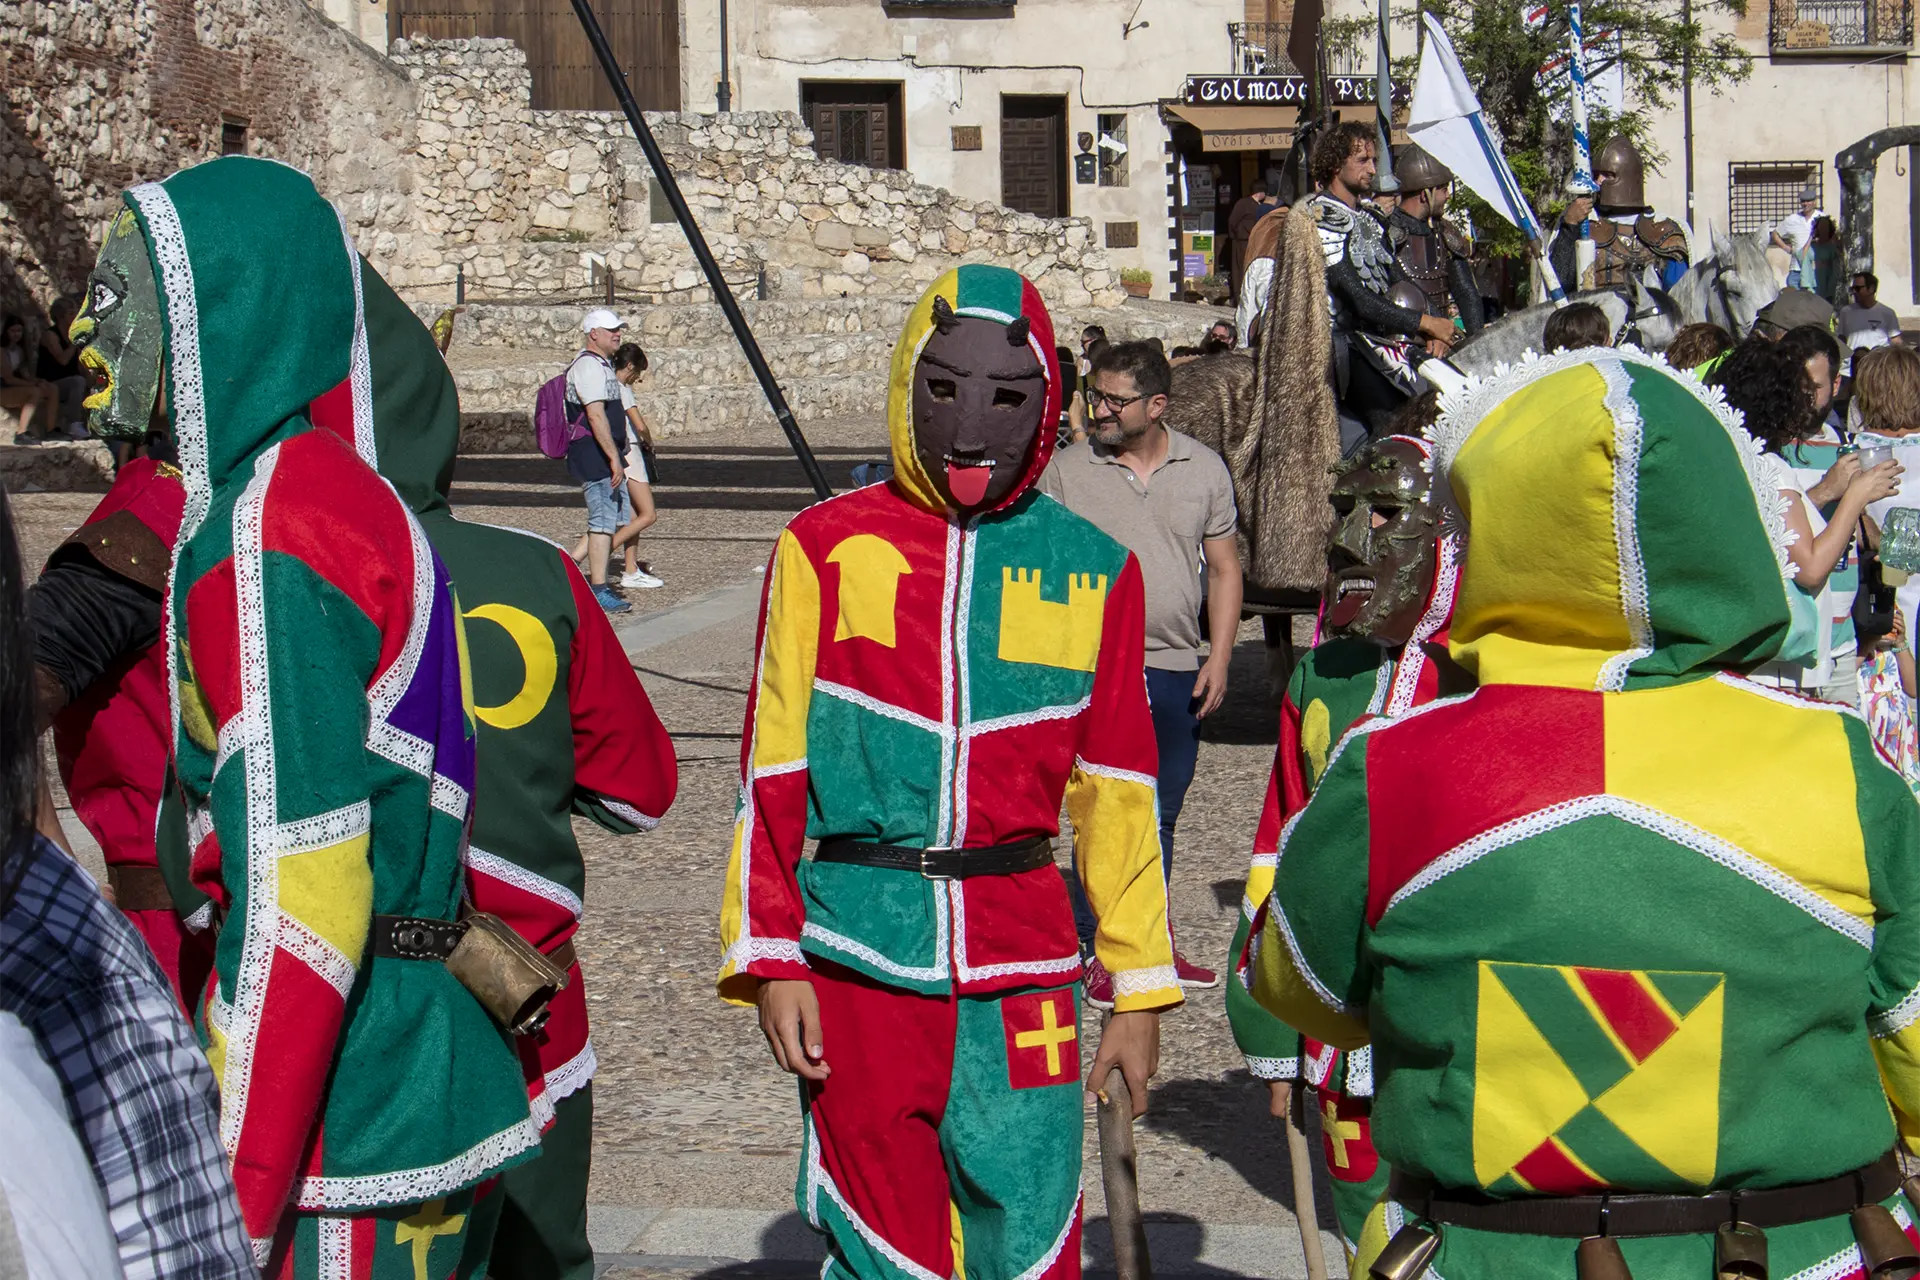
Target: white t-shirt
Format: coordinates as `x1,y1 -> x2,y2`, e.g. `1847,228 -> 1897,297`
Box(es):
1775,211 -> 1816,253
1840,302 -> 1901,346
0,1012 -> 119,1280
565,352 -> 618,410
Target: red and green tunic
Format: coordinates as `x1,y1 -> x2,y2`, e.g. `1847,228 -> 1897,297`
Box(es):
1252,349 -> 1920,1279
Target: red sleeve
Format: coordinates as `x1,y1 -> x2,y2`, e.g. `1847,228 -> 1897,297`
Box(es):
563,553 -> 677,828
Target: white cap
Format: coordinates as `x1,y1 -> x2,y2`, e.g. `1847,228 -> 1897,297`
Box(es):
582,308 -> 626,334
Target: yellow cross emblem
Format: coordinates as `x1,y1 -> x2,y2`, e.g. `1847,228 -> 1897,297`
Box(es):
1323,1096 -> 1364,1170
395,1199 -> 467,1280
1014,995 -> 1078,1077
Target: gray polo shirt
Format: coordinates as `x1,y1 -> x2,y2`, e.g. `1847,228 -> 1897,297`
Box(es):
1038,427 -> 1238,671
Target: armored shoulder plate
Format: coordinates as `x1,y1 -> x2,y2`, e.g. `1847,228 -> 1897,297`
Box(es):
1635,216 -> 1689,259
1312,196 -> 1356,267
1440,220 -> 1474,261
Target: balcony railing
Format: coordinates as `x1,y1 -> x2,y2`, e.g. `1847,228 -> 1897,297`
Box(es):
1228,23 -> 1302,75
1771,0 -> 1912,50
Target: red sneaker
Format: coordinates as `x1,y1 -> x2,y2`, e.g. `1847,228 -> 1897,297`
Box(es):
1175,950 -> 1219,989
1083,956 -> 1116,1010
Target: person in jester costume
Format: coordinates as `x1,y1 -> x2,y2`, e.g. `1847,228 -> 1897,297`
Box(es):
111,156 -> 536,1274
1250,345 -> 1920,1280
717,264 -> 1182,1280
309,263 -> 680,1280
1224,427 -> 1466,1257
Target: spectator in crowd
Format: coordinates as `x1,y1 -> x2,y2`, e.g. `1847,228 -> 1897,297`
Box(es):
1853,343 -> 1920,436
1227,183 -> 1274,304
1667,322 -> 1735,371
0,315 -> 60,445
0,483 -> 257,1279
1772,187 -> 1821,287
1078,325 -> 1107,378
1065,336 -> 1110,446
1841,272 -> 1903,348
1710,337 -> 1899,704
1778,323 -> 1845,432
609,341 -> 664,590
34,296 -> 87,437
1754,287 -> 1837,340
567,308 -> 634,614
1204,319 -> 1237,351
1039,340 -> 1242,1002
1809,216 -> 1844,305
1542,301 -> 1612,353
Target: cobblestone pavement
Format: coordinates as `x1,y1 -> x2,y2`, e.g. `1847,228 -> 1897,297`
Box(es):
11,416 -> 1338,1275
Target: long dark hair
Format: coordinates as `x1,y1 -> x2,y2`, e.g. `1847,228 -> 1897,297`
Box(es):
1706,336 -> 1819,452
0,484 -> 37,909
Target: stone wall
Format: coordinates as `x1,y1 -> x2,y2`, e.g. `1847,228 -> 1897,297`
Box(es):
380,38 -> 1125,311
1,0 -> 416,327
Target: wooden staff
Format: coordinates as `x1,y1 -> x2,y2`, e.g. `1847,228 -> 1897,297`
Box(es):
1097,1063 -> 1153,1280
1282,1083 -> 1330,1280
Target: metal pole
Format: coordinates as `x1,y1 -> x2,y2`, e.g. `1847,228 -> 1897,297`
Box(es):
1568,3 -> 1597,288
1682,0 -> 1696,229
1375,0 -> 1394,187
569,0 -> 831,500
716,0 -> 733,112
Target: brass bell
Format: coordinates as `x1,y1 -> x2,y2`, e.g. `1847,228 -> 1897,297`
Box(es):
1576,1234 -> 1634,1280
1715,1220 -> 1768,1280
1850,1204 -> 1920,1280
1369,1220 -> 1442,1280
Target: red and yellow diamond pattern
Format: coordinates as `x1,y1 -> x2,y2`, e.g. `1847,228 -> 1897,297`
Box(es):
1472,961 -> 1724,1194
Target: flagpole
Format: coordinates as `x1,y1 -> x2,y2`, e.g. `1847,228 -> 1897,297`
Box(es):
1375,0 -> 1395,187
1567,1 -> 1597,289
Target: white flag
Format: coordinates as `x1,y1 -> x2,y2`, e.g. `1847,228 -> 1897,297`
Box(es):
1408,13 -> 1544,242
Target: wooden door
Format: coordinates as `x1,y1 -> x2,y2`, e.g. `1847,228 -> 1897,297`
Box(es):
800,82 -> 903,169
1001,96 -> 1068,218
391,0 -> 682,111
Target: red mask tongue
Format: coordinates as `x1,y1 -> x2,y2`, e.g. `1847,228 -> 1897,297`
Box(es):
1326,589 -> 1368,630
946,461 -> 993,507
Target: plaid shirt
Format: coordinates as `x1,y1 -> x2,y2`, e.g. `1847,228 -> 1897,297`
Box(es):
0,836 -> 254,1280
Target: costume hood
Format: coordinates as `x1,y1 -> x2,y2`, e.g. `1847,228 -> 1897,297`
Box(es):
310,262 -> 461,519
126,157 -> 365,535
1434,348 -> 1792,690
885,265 -> 1060,515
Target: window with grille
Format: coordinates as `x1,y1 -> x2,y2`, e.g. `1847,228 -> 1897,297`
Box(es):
220,119 -> 249,156
1097,113 -> 1129,188
1729,162 -> 1822,235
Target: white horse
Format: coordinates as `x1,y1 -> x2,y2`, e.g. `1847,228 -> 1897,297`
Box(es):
1669,231 -> 1779,337
1449,275 -> 1680,377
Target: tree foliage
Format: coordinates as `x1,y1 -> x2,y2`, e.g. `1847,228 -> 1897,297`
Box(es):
1400,0 -> 1752,256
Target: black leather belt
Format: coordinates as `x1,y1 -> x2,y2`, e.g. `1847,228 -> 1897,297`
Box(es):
372,915 -> 467,961
1389,1152 -> 1902,1238
812,836 -> 1053,879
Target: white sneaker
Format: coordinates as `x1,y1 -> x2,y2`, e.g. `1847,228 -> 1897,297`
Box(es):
620,570 -> 664,589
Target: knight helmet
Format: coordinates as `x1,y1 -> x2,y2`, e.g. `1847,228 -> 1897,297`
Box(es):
1395,144 -> 1454,196
1594,135 -> 1648,210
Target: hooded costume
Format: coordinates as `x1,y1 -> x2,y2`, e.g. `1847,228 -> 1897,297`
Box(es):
132,156 -> 534,1271
310,263 -> 679,1280
1225,434 -> 1465,1251
1250,347 -> 1920,1280
716,264 -> 1180,1280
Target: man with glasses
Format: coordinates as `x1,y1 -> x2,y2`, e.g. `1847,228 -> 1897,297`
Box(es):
1841,272 -> 1903,348
1040,341 -> 1243,1005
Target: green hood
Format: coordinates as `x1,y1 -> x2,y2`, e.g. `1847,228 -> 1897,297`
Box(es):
127,157 -> 359,531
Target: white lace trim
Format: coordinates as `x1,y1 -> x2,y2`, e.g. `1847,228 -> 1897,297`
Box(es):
1301,1040 -> 1338,1087
1774,1206 -> 1909,1280
1320,688 -> 1477,780
1267,896 -> 1354,1015
1112,964 -> 1179,997
127,183 -> 211,538
957,951 -> 1082,983
1433,346 -> 1795,581
597,797 -> 661,832
365,513 -> 439,780
1383,792 -> 1873,948
293,1113 -> 542,1209
721,937 -> 807,971
1872,980 -> 1920,1038
753,757 -> 809,779
545,1039 -> 597,1100
969,697 -> 1092,738
813,678 -> 949,738
277,914 -> 357,998
465,846 -> 585,919
316,1214 -> 352,1279
805,1122 -> 949,1280
1010,1192 -> 1082,1280
333,206 -> 377,469
184,901 -> 214,933
936,522 -> 963,848
430,773 -> 471,822
1714,671 -> 1868,725
949,524 -> 978,849
274,801 -> 372,858
1387,535 -> 1461,715
1345,1045 -> 1375,1097
801,922 -> 947,983
729,586 -> 777,975
187,803 -> 215,852
1595,359 -> 1655,691
1244,1054 -> 1299,1080
1073,755 -> 1156,790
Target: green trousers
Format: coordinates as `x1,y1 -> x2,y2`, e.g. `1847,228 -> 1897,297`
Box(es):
491,1084 -> 595,1280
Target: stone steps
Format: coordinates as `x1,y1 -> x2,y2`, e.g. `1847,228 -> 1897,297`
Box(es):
423,297 -> 914,351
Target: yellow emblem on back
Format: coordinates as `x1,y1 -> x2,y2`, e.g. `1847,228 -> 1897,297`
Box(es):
998,568 -> 1106,672
827,534 -> 912,648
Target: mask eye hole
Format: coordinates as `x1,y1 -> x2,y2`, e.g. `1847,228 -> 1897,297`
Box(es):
87,280 -> 122,320
992,387 -> 1027,409
927,378 -> 956,403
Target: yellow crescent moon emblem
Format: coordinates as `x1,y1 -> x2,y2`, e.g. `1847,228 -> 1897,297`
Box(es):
462,603 -> 558,731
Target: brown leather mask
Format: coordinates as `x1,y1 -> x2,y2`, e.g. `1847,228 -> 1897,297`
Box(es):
911,299 -> 1046,513
1323,437 -> 1461,647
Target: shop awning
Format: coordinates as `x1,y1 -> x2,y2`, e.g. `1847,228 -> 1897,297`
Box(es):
1166,104 -> 1300,152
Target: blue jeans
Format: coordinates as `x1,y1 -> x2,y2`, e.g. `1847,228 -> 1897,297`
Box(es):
1066,666 -> 1203,952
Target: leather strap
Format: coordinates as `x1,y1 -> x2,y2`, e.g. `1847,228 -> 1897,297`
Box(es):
1389,1152 -> 1902,1238
812,836 -> 1053,880
371,915 -> 467,961
108,865 -> 174,913
548,940 -> 578,972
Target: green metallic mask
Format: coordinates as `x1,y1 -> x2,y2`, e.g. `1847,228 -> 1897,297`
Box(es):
70,208 -> 164,441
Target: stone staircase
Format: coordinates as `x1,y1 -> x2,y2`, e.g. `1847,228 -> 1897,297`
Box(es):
431,294 -> 1217,455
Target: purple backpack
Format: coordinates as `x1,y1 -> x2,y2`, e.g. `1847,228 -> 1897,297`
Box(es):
533,353 -> 596,459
